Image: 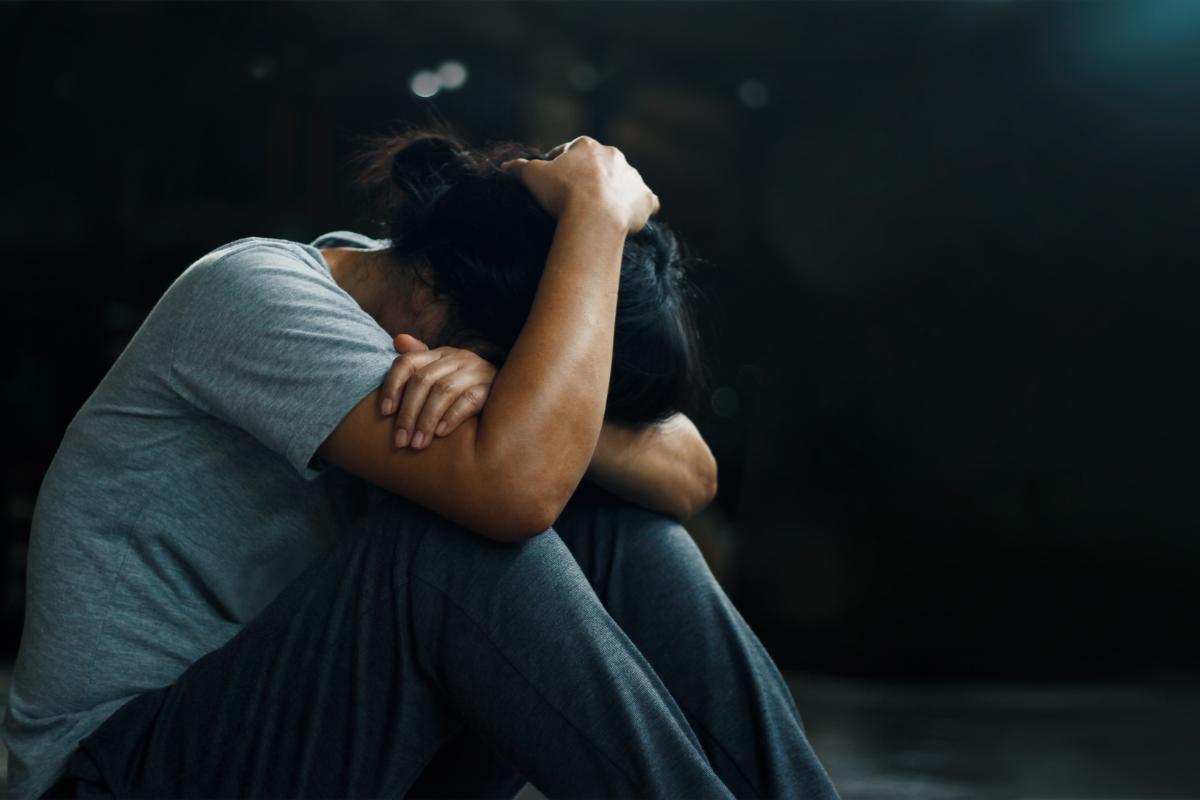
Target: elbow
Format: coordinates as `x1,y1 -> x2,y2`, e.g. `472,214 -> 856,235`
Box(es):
474,472 -> 576,543
681,449 -> 719,521
470,422 -> 588,542
485,498 -> 562,543
701,452 -> 719,509
515,480 -> 575,538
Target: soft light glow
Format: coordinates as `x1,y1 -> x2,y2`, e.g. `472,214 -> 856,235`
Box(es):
249,56 -> 275,82
410,70 -> 441,98
738,78 -> 769,109
711,386 -> 740,418
568,63 -> 599,92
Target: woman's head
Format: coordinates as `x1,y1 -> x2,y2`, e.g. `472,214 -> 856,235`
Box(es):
352,124 -> 706,426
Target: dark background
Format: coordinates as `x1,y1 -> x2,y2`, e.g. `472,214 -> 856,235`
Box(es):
4,0 -> 1199,683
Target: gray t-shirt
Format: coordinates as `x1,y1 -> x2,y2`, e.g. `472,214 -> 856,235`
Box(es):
3,230 -> 399,799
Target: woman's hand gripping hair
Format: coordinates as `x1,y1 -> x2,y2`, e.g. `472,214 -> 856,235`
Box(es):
499,135 -> 661,234
378,333 -> 497,450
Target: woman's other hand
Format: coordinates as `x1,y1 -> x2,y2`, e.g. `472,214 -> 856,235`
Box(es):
499,135 -> 661,233
379,333 -> 497,449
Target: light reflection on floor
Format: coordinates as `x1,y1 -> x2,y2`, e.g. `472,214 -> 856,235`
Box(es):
3,668 -> 1198,798
790,675 -> 1200,800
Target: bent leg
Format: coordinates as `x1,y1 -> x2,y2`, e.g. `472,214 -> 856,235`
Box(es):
73,494 -> 731,799
552,498 -> 841,799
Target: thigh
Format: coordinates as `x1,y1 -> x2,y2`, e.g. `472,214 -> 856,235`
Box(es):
70,493 -> 731,800
73,495 -> 463,800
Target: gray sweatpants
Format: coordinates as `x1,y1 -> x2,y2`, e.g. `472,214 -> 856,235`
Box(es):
47,493 -> 840,799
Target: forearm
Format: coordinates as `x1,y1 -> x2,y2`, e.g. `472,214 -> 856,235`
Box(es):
586,413 -> 718,520
475,203 -> 628,523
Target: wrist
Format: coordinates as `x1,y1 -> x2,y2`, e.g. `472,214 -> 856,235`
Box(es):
559,193 -> 631,235
587,421 -> 620,477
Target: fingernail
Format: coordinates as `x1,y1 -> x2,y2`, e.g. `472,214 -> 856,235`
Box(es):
395,429 -> 408,448
381,398 -> 394,415
412,431 -> 425,449
436,421 -> 448,436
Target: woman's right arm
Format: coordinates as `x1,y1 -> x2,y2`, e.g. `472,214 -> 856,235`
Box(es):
317,137 -> 660,542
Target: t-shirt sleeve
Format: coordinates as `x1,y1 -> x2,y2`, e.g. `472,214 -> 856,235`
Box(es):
167,241 -> 396,479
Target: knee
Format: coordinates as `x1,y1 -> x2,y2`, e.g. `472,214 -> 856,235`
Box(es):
566,500 -> 716,590
620,508 -> 713,585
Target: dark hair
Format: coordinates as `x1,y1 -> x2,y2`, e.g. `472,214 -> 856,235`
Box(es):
350,122 -> 707,426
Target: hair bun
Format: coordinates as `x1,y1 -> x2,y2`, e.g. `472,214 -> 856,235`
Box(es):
390,134 -> 469,200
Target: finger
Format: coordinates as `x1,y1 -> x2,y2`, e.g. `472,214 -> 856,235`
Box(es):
436,385 -> 491,437
412,379 -> 476,448
408,354 -> 495,445
380,351 -> 440,416
394,360 -> 460,448
549,140 -> 576,160
499,157 -> 529,175
393,333 -> 429,354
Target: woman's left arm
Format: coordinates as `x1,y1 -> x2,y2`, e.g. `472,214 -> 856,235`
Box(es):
585,413 -> 718,521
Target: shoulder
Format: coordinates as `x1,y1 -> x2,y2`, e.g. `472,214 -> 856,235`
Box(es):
164,236 -> 345,320
181,236 -> 327,289
150,236 -> 359,355
309,230 -> 387,250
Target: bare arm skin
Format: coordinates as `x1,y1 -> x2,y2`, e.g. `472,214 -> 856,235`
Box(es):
318,137 -> 660,542
586,413 -> 718,521
372,341 -> 716,521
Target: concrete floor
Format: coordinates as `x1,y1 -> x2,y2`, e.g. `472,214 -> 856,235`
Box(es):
2,667 -> 1197,798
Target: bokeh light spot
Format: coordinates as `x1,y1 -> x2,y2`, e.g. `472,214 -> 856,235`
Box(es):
568,62 -> 600,92
711,386 -> 740,417
437,60 -> 468,90
737,364 -> 765,392
738,78 -> 769,109
249,56 -> 275,82
410,70 -> 441,98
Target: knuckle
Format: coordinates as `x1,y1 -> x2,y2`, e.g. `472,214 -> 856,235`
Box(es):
462,387 -> 485,407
